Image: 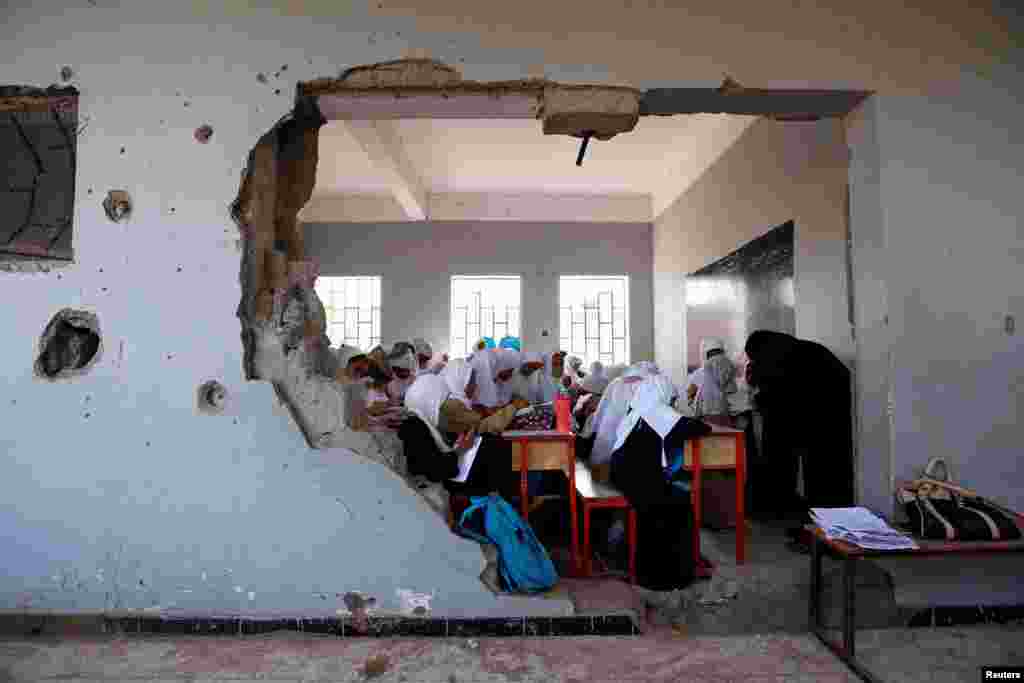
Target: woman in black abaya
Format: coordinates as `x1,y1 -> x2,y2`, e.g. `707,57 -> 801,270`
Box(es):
743,330 -> 855,536
610,375 -> 711,592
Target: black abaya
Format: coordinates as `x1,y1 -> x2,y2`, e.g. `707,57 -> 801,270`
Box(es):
745,331 -> 855,518
610,418 -> 711,591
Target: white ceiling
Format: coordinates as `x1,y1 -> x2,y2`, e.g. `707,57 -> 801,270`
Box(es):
306,114 -> 757,223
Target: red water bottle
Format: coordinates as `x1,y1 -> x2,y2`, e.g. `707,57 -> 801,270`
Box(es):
555,394 -> 571,433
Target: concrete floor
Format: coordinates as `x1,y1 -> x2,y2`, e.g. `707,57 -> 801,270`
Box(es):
1,521 -> 1019,682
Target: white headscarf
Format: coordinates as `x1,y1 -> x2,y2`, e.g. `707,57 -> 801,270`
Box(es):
696,349 -> 737,417
335,344 -> 367,382
404,374 -> 457,453
467,350 -> 502,408
611,375 -> 683,467
443,358 -> 475,408
699,337 -> 725,361
492,349 -> 523,405
632,360 -> 660,375
588,374 -> 647,464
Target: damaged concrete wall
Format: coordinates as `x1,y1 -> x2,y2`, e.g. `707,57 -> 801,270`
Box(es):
304,220 -> 654,360
2,1 -> 651,619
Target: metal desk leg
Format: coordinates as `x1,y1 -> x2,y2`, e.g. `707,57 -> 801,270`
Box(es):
735,432 -> 747,564
843,556 -> 857,658
691,439 -> 702,568
519,438 -> 529,521
810,534 -> 822,630
567,440 -> 580,577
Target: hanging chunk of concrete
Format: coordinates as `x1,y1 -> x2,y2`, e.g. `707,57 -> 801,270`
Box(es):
540,84 -> 641,141
34,309 -> 102,381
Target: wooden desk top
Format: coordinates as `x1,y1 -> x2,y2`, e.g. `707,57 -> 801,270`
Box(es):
501,429 -> 573,440
808,525 -> 1024,557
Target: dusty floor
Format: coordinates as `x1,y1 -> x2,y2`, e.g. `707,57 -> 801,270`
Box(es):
1,521 -> 1019,682
0,632 -> 860,682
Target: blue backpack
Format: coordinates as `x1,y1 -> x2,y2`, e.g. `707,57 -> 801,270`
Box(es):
458,494 -> 558,593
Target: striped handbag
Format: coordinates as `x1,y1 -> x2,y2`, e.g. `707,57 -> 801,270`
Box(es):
896,458 -> 1021,542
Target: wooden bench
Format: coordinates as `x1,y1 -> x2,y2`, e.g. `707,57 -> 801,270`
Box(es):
574,461 -> 637,584
808,522 -> 1024,683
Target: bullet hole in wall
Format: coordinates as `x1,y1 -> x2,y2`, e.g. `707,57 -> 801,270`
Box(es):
176,266 -> 183,272
120,146 -> 125,154
194,125 -> 214,144
274,89 -> 281,96
197,380 -> 228,414
257,72 -> 268,84
59,66 -> 74,82
102,190 -> 132,223
35,309 -> 102,381
281,64 -> 288,72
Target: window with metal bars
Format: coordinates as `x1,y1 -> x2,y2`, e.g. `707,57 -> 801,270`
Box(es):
1,88 -> 79,266
450,276 -> 521,359
558,276 -> 630,368
314,276 -> 382,351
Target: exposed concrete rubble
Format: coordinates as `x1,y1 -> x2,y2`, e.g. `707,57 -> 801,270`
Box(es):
337,58 -> 462,89
303,58 -> 643,142
540,84 -> 640,141
34,309 -> 102,381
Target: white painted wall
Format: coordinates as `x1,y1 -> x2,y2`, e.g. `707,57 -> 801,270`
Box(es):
0,0 -> 656,617
848,63 -> 1024,515
653,118 -> 853,388
304,221 -> 654,361
845,97 -> 893,517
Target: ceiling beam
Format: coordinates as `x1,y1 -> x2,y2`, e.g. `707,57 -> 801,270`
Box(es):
299,192 -> 653,224
342,120 -> 428,220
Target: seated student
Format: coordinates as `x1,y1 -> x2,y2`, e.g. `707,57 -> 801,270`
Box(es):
513,352 -> 549,404
567,355 -> 585,381
574,371 -> 610,461
413,338 -> 447,376
403,359 -> 527,498
589,363 -> 659,466
692,338 -> 738,427
333,345 -> 374,431
386,343 -> 418,403
610,375 -> 711,593
488,348 -> 525,408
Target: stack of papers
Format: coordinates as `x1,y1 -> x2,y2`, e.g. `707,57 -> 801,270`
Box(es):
811,507 -> 918,550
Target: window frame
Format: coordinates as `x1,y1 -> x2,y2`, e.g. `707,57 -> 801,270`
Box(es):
557,274 -> 631,367
449,274 -> 523,358
314,275 -> 382,351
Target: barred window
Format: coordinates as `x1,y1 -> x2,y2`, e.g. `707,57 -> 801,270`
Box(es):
450,276 -> 521,359
314,276 -> 381,351
559,276 -> 630,368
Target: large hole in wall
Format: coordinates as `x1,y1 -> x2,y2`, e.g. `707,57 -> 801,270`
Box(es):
225,60 -> 647,555
35,309 -> 102,380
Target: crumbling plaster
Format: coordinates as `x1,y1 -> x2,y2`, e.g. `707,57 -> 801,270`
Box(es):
0,2 -> 650,620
